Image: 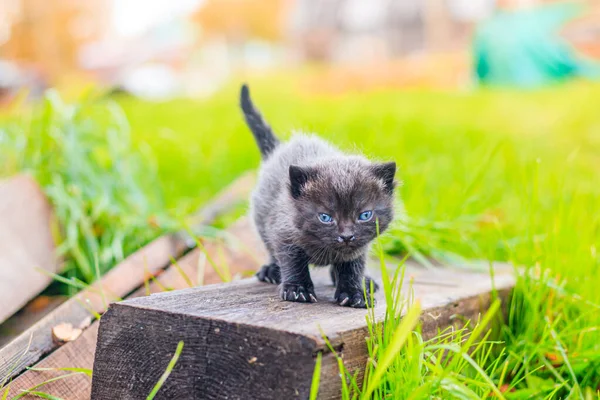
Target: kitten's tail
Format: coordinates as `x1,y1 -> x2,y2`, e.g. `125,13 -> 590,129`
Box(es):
240,84 -> 280,159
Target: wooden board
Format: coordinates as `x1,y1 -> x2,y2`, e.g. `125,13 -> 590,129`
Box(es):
0,173 -> 255,384
91,263 -> 515,400
4,217 -> 264,399
0,296 -> 66,348
3,324 -> 99,400
0,175 -> 59,324
0,234 -> 182,386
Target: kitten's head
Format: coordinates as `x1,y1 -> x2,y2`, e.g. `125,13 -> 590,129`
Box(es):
289,157 -> 396,260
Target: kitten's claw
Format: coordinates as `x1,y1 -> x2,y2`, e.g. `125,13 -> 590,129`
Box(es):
335,288 -> 376,308
256,263 -> 281,284
279,283 -> 317,304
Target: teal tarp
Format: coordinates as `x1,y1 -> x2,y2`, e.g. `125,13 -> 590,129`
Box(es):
474,3 -> 599,87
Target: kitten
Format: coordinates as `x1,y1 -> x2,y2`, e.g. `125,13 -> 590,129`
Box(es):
240,84 -> 396,308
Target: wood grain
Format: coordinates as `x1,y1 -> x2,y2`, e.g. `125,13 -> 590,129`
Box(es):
3,324 -> 99,400
0,296 -> 66,348
92,263 -> 515,399
0,173 -> 255,384
5,218 -> 264,399
0,175 -> 58,324
0,234 -> 182,386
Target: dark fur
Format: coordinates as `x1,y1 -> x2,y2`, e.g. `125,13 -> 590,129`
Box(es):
240,84 -> 280,158
241,85 -> 396,308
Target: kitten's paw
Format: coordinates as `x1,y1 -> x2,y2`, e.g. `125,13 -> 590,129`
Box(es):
335,287 -> 376,309
280,283 -> 318,303
363,276 -> 380,293
256,263 -> 281,284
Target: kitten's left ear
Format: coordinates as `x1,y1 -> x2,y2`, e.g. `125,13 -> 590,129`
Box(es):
371,161 -> 396,194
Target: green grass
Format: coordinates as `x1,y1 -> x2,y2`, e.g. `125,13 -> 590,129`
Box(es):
119,80 -> 600,397
2,78 -> 600,397
0,90 -> 178,288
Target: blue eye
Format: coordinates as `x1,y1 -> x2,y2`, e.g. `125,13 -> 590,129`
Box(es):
358,210 -> 373,221
318,213 -> 333,224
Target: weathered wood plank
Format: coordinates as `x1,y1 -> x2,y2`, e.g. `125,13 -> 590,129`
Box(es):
0,173 -> 255,383
91,263 -> 515,400
4,218 -> 263,399
3,324 -> 99,400
0,234 -> 182,386
0,175 -> 59,324
0,296 -> 66,348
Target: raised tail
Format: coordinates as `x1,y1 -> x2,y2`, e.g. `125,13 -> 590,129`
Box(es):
240,84 -> 280,159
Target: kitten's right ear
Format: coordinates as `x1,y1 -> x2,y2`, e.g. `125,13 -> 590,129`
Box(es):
289,165 -> 313,199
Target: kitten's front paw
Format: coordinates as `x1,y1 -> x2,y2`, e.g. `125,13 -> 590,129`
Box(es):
335,287 -> 376,308
364,276 -> 380,293
256,263 -> 281,284
280,283 -> 318,303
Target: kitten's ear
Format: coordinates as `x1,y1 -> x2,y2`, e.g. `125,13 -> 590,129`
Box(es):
289,165 -> 313,199
372,162 -> 396,194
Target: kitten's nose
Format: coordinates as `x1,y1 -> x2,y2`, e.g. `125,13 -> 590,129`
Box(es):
337,234 -> 356,243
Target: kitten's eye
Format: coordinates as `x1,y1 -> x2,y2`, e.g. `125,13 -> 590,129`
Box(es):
358,210 -> 373,222
318,213 -> 333,224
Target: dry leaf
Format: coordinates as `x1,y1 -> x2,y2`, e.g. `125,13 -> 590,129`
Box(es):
52,322 -> 82,343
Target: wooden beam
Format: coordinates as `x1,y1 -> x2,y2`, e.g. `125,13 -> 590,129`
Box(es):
4,324 -> 99,400
0,295 -> 66,348
0,173 -> 254,383
3,217 -> 264,399
0,235 -> 182,386
0,175 -> 59,325
91,263 -> 514,399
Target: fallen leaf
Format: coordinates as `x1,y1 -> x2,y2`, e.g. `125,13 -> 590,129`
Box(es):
52,323 -> 82,343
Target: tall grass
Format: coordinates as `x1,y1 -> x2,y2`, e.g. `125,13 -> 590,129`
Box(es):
0,91 -> 177,287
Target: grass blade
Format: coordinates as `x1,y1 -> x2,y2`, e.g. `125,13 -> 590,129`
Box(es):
26,368 -> 92,377
146,341 -> 184,400
11,373 -> 82,400
309,352 -> 322,400
1,333 -> 33,389
16,391 -> 63,400
362,301 -> 422,399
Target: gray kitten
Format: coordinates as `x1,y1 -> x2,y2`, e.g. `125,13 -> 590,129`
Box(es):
241,85 -> 396,308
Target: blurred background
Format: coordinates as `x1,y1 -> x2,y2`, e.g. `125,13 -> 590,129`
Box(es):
1,0 -> 599,100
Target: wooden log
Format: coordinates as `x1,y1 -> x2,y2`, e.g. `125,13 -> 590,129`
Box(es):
4,217 -> 263,399
0,173 -> 255,383
0,175 -> 59,324
91,263 -> 515,400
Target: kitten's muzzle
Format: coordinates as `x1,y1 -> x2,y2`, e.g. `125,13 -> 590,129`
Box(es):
337,234 -> 356,243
